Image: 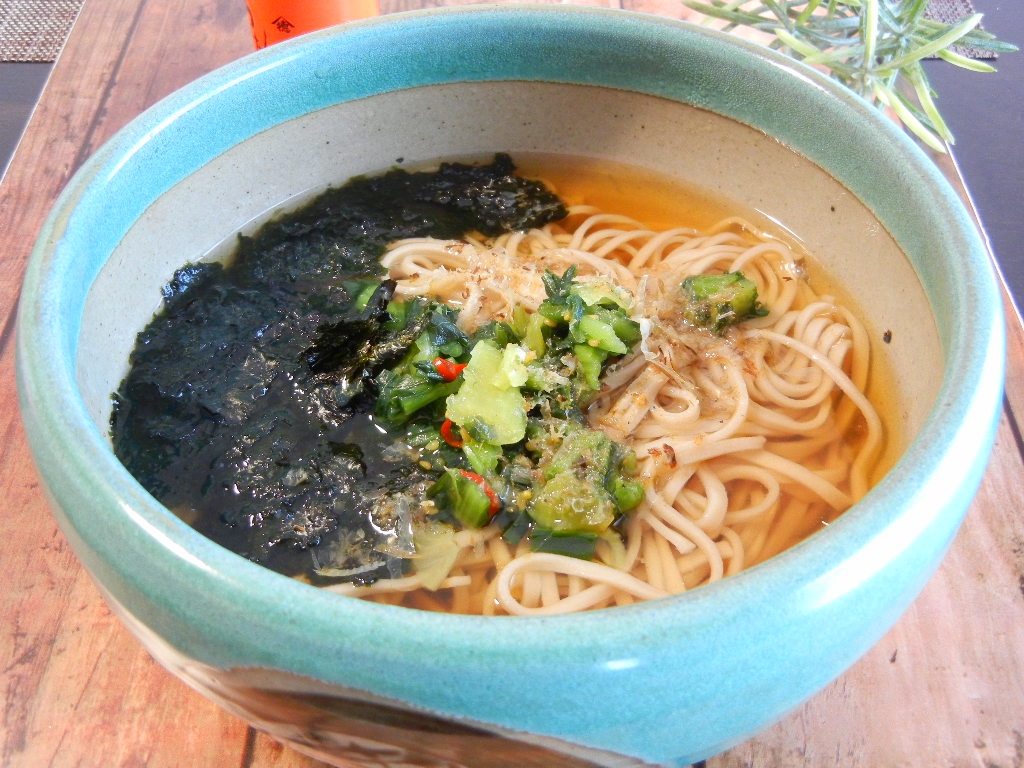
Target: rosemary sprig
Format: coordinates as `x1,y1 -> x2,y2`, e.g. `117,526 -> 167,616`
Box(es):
680,0 -> 1019,152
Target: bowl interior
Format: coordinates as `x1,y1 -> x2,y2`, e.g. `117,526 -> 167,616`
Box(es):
78,80 -> 939,457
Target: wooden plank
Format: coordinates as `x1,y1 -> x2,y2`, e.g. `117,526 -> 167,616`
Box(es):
0,1 -> 259,767
0,0 -> 154,355
84,0 -> 252,146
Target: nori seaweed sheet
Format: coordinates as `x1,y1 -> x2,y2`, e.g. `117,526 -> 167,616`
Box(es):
110,154 -> 566,578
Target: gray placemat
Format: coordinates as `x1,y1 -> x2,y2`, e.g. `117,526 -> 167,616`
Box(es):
0,0 -> 990,64
0,0 -> 83,62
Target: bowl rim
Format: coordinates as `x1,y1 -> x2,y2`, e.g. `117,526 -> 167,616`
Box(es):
16,0 -> 1005,729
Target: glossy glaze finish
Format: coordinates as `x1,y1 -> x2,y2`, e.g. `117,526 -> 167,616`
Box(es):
17,7 -> 1004,766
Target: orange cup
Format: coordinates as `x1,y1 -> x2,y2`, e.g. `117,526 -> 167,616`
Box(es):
246,0 -> 381,49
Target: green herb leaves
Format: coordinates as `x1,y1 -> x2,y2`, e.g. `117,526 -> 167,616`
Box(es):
681,0 -> 1018,151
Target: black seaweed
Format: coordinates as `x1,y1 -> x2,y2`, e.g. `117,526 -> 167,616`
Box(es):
110,155 -> 566,576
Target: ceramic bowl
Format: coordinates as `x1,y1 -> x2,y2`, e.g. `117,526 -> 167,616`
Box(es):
17,6 -> 1005,766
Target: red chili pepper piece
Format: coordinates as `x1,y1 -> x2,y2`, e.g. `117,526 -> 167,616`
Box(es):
432,356 -> 467,382
458,469 -> 501,515
440,419 -> 463,448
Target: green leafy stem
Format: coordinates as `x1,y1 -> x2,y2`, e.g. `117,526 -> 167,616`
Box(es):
680,0 -> 1018,151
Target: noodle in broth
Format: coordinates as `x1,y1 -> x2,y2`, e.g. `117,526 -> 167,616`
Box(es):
327,204 -> 883,615
111,155 -> 887,617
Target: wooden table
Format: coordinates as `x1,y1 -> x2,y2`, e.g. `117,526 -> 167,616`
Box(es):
1,1 -> 1022,766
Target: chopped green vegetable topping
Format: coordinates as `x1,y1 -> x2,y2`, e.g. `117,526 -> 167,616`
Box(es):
427,468 -> 496,529
411,522 -> 461,590
364,266 -> 648,577
529,529 -> 599,560
444,340 -> 529,446
528,424 -> 643,534
681,271 -> 767,333
528,472 -> 617,533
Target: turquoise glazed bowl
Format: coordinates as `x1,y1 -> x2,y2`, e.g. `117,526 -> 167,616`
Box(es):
17,6 -> 1004,766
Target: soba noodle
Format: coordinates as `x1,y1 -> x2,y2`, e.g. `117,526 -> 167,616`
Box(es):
325,205 -> 883,615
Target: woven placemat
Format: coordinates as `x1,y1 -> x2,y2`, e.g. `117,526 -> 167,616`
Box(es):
925,0 -> 994,59
0,0 -> 84,62
0,0 -> 991,64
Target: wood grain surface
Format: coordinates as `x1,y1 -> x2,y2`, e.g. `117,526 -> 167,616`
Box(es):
1,1 -> 1021,766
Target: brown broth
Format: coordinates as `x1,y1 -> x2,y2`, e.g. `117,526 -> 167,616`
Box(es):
115,153 -> 899,614
354,155 -> 900,613
515,153 -> 899,487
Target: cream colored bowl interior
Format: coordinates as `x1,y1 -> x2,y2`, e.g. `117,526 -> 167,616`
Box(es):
78,81 -> 939,457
